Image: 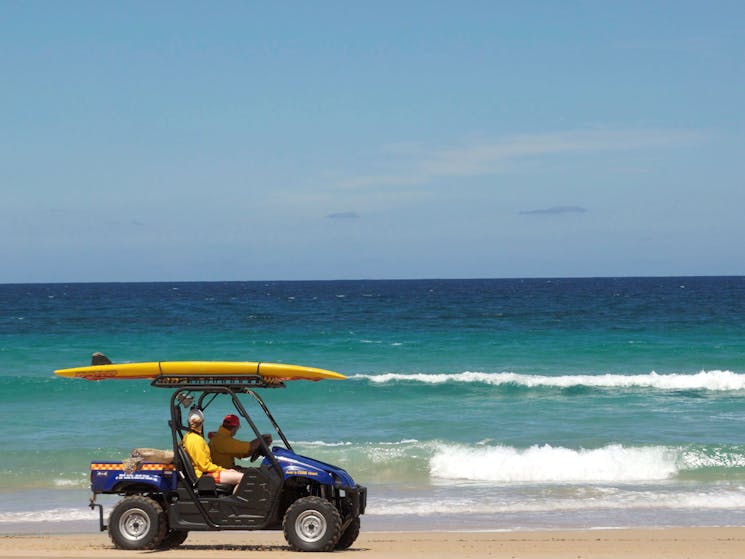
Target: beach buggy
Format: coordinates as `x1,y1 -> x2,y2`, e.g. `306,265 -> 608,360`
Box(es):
55,356 -> 367,552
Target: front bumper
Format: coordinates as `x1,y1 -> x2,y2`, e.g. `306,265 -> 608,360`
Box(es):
341,484 -> 367,516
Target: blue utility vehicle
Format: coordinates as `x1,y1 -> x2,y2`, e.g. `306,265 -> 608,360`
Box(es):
81,366 -> 366,551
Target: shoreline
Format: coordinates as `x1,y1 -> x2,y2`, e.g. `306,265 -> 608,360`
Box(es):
2,527 -> 745,558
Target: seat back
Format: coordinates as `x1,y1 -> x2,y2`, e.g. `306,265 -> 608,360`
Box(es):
175,444 -> 201,487
175,444 -> 229,494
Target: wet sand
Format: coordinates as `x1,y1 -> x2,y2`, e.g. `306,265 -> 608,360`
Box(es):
1,527 -> 744,558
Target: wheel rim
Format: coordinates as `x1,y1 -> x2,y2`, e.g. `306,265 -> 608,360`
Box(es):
294,510 -> 327,543
118,508 -> 150,542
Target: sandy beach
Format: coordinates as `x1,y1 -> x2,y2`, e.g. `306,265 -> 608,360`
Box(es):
1,528 -> 744,559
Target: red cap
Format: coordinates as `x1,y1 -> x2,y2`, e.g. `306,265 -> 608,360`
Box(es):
223,414 -> 240,428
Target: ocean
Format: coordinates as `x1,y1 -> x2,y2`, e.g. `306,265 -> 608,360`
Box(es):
2,277 -> 745,533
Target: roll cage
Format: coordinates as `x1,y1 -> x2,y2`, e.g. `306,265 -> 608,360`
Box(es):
159,374 -> 292,477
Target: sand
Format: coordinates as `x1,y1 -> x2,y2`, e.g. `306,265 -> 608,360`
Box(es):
1,528 -> 744,559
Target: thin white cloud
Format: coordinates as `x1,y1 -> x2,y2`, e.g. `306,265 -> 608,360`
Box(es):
326,211 -> 360,219
520,206 -> 588,216
339,128 -> 700,189
615,34 -> 730,53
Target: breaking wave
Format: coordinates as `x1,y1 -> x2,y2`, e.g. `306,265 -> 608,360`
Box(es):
352,370 -> 745,391
293,440 -> 745,484
431,443 -> 677,482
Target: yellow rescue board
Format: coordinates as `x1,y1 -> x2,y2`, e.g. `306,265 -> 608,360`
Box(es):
54,361 -> 346,382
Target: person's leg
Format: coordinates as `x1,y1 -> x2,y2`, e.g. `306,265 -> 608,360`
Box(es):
209,469 -> 244,494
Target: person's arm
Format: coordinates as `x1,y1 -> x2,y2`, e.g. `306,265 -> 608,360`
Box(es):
226,434 -> 272,458
222,436 -> 252,458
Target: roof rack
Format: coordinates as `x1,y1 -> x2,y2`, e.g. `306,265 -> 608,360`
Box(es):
151,375 -> 285,389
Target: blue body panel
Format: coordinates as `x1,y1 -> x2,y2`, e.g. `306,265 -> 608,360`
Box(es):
267,447 -> 357,487
90,462 -> 178,493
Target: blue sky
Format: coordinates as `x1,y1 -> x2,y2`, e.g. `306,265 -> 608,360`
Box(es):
2,1 -> 744,282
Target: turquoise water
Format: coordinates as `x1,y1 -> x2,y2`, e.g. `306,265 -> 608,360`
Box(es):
2,277 -> 745,532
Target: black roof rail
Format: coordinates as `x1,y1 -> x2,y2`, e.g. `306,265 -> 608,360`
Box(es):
151,375 -> 286,389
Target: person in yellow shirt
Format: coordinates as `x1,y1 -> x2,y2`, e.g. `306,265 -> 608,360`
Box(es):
182,409 -> 243,493
208,414 -> 273,469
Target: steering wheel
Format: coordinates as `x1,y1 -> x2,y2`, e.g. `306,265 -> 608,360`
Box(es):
249,446 -> 265,462
249,435 -> 273,462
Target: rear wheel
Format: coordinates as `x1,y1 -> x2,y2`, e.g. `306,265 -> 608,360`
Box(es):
108,496 -> 167,550
283,496 -> 342,552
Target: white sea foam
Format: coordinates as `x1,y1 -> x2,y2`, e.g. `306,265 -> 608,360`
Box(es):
53,478 -> 86,488
429,443 -> 680,482
293,440 -> 355,447
681,448 -> 745,469
0,508 -> 99,523
367,488 -> 745,516
352,370 -> 745,391
295,439 -> 421,447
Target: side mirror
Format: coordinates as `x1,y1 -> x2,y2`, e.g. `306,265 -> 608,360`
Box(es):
176,392 -> 194,408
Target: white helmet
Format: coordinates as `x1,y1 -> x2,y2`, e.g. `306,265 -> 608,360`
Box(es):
187,409 -> 204,426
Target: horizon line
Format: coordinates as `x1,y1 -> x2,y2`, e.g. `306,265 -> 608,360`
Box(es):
2,274 -> 744,286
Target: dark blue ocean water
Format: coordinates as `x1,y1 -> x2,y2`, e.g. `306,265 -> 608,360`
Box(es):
2,277 -> 745,532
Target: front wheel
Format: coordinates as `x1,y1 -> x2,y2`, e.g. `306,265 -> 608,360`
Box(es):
335,517 -> 360,550
108,496 -> 167,550
283,496 -> 342,552
159,529 -> 189,549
